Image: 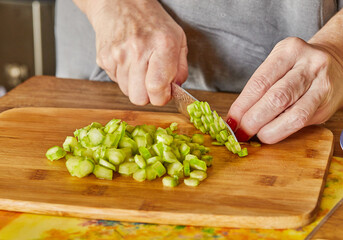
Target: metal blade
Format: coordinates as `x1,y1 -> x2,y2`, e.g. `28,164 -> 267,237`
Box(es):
171,83 -> 237,141
340,130 -> 343,150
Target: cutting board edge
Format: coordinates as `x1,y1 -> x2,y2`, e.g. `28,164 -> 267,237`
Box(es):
305,135 -> 334,224
0,198 -> 315,229
0,107 -> 182,118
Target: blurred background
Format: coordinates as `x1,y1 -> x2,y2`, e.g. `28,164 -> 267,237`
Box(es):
0,0 -> 55,97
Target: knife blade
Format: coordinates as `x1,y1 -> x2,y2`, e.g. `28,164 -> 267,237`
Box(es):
171,82 -> 238,141
340,130 -> 343,150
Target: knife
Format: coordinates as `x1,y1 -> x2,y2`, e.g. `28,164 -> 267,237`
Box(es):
171,82 -> 238,141
340,130 -> 343,150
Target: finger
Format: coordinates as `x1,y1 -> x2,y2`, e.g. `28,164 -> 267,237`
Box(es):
146,47 -> 179,106
99,53 -> 117,82
239,67 -> 312,136
114,48 -> 129,96
128,60 -> 149,105
257,87 -> 323,144
174,36 -> 188,86
227,38 -> 306,129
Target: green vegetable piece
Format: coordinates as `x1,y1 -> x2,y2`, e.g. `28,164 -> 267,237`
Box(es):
66,156 -> 94,178
190,170 -> 207,181
87,128 -> 105,146
146,166 -> 157,180
146,156 -> 161,165
81,148 -> 94,159
184,178 -> 200,187
139,146 -> 152,160
106,148 -> 126,165
134,155 -> 147,169
134,135 -> 147,148
151,161 -> 166,177
46,146 -> 66,161
169,122 -> 178,131
219,130 -> 229,142
118,162 -> 139,176
183,160 -> 191,177
104,119 -> 121,133
65,153 -> 74,160
201,155 -> 213,167
133,169 -> 146,182
99,159 -> 116,171
62,136 -> 78,152
191,149 -> 202,159
126,125 -> 135,133
192,134 -> 204,144
237,148 -> 248,157
132,126 -> 147,137
167,161 -> 183,176
156,134 -> 173,145
179,142 -> 190,156
152,142 -> 163,157
102,133 -> 116,147
212,141 -> 224,146
189,158 -> 207,171
163,151 -> 178,163
119,137 -> 138,154
162,176 -> 179,187
93,165 -> 113,180
250,141 -> 261,147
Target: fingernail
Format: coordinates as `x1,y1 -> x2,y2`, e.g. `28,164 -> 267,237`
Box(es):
226,117 -> 238,131
235,128 -> 250,142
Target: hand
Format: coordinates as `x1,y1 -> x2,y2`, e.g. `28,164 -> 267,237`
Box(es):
226,37 -> 343,144
85,0 -> 188,106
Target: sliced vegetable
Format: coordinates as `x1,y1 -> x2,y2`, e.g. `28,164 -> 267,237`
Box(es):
118,162 -> 139,176
187,101 -> 247,157
47,117 -> 214,187
46,146 -> 66,161
190,170 -> 207,181
134,155 -> 146,169
93,165 -> 113,180
162,176 -> 179,187
133,169 -> 146,182
99,159 -> 116,171
184,178 -> 200,187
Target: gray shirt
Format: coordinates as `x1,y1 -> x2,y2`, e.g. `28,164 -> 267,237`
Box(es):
55,0 -> 343,93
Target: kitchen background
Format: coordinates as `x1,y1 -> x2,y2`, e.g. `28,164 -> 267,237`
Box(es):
0,0 -> 55,97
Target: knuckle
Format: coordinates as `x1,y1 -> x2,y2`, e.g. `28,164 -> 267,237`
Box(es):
276,37 -> 305,56
128,37 -> 146,59
155,32 -> 177,51
242,115 -> 258,132
146,80 -> 166,94
112,47 -> 126,64
229,103 -> 245,118
266,88 -> 293,109
249,74 -> 271,95
288,108 -> 310,129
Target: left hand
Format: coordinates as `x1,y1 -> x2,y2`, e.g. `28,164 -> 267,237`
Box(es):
226,37 -> 343,144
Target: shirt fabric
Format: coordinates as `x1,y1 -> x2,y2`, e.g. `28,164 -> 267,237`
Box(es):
55,0 -> 343,93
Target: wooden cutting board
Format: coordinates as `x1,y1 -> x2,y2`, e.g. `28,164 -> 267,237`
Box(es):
0,107 -> 334,229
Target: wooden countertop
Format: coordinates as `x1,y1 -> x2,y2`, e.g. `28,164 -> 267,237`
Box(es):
0,76 -> 342,238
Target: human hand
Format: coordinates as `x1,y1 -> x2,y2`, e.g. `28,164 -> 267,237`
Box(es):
226,37 -> 343,144
85,0 -> 188,105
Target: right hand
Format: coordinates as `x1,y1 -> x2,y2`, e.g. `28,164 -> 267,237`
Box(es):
85,0 -> 188,106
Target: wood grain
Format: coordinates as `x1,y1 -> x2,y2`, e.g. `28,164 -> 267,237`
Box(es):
0,107 -> 334,229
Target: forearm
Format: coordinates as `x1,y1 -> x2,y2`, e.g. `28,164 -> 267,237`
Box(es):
73,0 -> 160,28
309,8 -> 343,61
